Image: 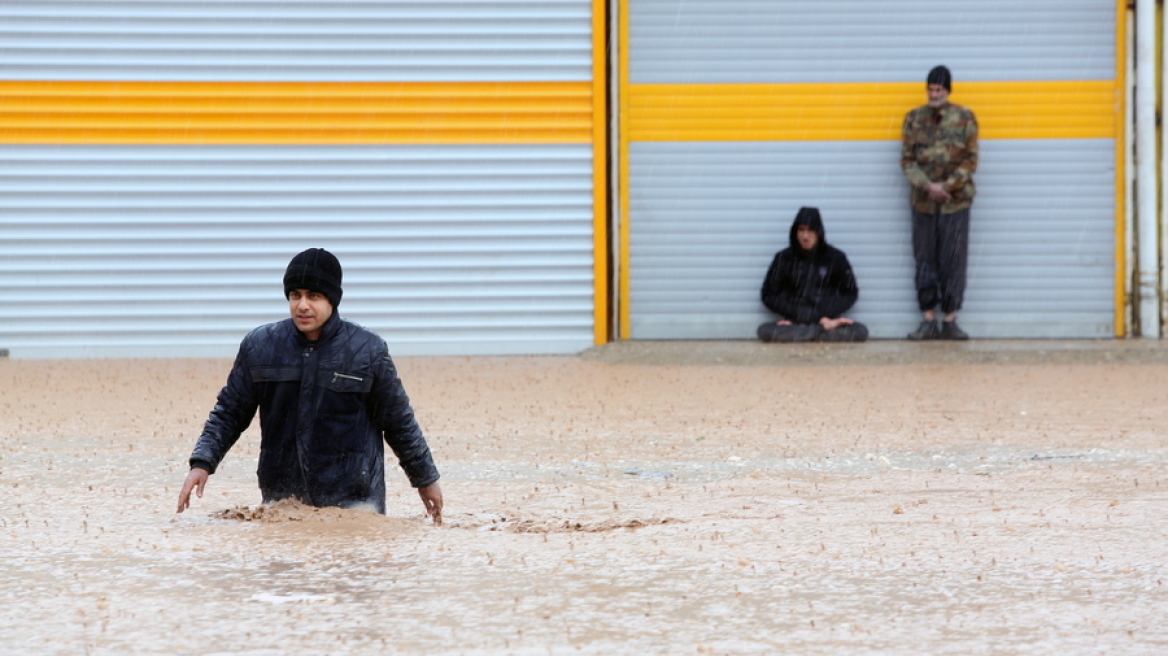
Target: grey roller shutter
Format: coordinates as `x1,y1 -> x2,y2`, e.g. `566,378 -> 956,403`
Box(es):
0,1 -> 598,358
626,0 -> 1117,340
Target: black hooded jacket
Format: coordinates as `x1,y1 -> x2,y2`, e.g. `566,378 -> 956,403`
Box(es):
760,207 -> 860,324
188,313 -> 439,514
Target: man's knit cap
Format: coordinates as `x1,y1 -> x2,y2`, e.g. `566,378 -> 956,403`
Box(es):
283,248 -> 343,307
927,65 -> 952,92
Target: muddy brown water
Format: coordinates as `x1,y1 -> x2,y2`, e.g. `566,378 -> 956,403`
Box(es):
2,340 -> 1168,655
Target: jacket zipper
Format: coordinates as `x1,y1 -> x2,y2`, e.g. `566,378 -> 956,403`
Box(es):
332,372 -> 363,383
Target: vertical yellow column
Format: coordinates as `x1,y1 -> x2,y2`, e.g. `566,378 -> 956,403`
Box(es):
618,0 -> 632,339
592,0 -> 610,344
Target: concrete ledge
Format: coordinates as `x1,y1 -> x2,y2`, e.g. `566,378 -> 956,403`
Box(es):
579,339 -> 1168,367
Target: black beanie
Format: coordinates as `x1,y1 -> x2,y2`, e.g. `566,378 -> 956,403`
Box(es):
283,248 -> 343,307
927,65 -> 952,92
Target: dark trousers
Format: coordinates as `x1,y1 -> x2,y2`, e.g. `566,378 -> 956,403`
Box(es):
757,321 -> 869,343
912,208 -> 970,314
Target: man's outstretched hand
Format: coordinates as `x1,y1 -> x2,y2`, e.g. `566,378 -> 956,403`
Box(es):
176,467 -> 209,513
418,482 -> 444,526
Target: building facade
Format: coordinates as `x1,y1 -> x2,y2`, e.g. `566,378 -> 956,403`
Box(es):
0,1 -> 1143,357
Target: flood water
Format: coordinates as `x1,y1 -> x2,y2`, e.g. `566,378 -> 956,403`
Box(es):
2,352 -> 1167,655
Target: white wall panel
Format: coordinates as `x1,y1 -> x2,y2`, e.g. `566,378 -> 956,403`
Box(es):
629,0 -> 1113,83
629,140 -> 1114,339
0,0 -> 592,81
0,145 -> 595,357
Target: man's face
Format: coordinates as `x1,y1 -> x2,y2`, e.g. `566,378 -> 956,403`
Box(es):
927,83 -> 949,108
288,288 -> 333,340
796,224 -> 818,251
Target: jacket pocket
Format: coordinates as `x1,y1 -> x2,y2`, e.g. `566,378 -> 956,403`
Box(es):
316,369 -> 374,430
319,370 -> 374,394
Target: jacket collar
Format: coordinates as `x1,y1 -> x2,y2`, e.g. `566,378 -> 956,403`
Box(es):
292,311 -> 342,347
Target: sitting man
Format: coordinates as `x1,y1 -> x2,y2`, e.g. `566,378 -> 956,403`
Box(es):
757,206 -> 868,343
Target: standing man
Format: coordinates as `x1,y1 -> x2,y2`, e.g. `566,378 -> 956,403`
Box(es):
176,248 -> 443,521
901,65 -> 978,341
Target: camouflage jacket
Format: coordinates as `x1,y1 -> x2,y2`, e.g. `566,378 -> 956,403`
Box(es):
901,102 -> 979,213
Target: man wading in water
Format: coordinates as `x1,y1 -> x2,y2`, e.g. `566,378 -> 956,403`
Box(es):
176,248 -> 443,522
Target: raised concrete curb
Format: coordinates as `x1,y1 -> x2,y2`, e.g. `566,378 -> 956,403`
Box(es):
579,339 -> 1168,367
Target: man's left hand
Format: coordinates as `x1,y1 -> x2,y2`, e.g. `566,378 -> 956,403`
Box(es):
417,482 -> 444,526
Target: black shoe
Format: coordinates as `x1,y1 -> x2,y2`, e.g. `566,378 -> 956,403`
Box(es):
907,320 -> 940,341
941,321 -> 969,341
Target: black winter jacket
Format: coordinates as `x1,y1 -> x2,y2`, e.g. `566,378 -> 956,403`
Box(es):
189,313 -> 439,514
760,211 -> 860,324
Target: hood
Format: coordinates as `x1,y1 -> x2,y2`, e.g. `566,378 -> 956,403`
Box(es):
788,206 -> 826,255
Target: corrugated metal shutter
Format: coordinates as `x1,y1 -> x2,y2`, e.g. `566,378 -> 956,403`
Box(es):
2,145 -> 594,356
0,1 -> 598,358
630,140 -> 1114,339
625,0 -> 1117,340
3,1 -> 593,81
629,1 -> 1113,83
